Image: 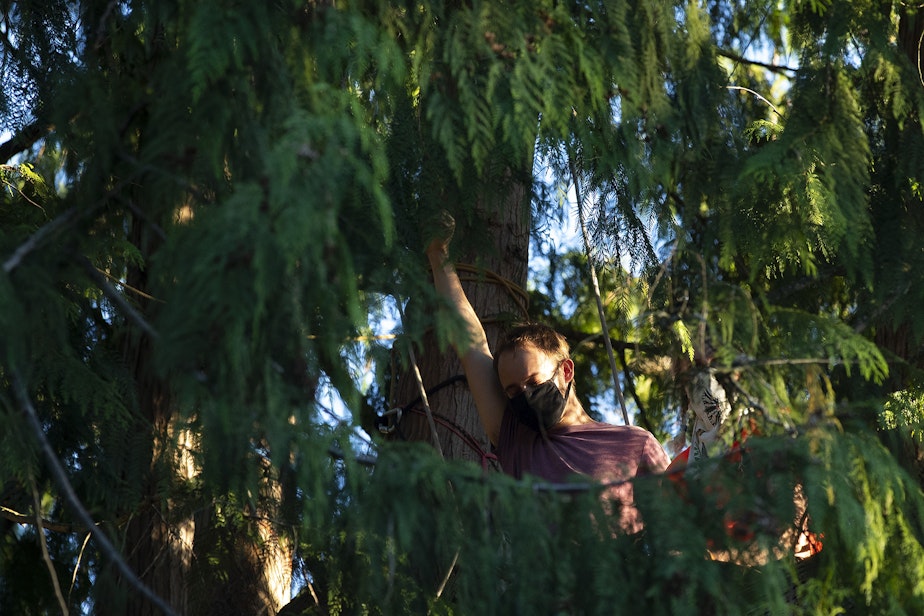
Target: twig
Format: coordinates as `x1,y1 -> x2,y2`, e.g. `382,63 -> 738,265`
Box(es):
726,85 -> 783,118
69,532 -> 93,608
717,49 -> 797,75
1,166 -> 47,213
394,297 -> 444,458
77,255 -> 159,340
569,154 -> 631,425
435,549 -> 460,599
94,264 -> 163,302
3,207 -> 78,274
11,371 -> 179,616
31,477 -> 69,616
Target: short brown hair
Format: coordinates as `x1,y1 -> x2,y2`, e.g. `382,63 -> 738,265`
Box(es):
493,323 -> 571,373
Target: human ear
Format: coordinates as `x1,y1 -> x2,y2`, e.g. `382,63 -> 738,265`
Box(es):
561,358 -> 575,382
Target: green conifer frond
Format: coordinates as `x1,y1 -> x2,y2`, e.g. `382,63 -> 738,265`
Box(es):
764,307 -> 888,382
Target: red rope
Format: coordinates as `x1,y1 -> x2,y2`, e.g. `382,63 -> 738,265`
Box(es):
404,406 -> 499,472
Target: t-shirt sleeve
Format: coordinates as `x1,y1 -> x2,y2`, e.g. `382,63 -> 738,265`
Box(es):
640,430 -> 671,474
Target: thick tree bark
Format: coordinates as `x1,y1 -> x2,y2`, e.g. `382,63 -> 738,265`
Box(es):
190,460 -> 293,616
898,7 -> 923,78
389,175 -> 531,465
879,5 -> 924,385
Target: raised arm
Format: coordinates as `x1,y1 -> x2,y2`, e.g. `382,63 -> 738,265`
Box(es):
426,237 -> 507,446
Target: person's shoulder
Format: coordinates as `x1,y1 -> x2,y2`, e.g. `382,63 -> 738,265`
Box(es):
558,421 -> 653,438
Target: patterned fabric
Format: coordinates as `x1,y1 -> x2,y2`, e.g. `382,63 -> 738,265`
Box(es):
686,369 -> 731,464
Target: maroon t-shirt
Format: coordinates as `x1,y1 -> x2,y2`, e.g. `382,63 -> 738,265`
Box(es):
497,408 -> 670,532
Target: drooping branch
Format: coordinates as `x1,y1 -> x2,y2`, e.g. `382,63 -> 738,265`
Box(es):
78,255 -> 159,340
11,372 -> 179,616
571,154 -> 631,425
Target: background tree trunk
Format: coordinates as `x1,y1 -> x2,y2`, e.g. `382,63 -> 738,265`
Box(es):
97,217 -> 293,615
190,460 -> 293,616
92,214 -> 195,614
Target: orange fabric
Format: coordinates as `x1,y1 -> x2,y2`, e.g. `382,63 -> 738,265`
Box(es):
665,426 -> 823,559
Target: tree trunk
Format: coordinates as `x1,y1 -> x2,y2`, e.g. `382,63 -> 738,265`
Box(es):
880,5 -> 924,387
189,458 -> 293,616
898,6 -> 924,78
389,175 -> 531,465
92,329 -> 194,615
99,216 -> 293,615
91,223 -> 195,614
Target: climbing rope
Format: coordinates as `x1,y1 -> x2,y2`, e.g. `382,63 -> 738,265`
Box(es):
455,262 -> 530,321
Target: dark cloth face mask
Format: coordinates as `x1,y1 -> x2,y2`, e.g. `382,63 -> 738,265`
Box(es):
509,376 -> 572,433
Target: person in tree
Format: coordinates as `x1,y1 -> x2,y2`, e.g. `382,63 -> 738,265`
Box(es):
426,220 -> 670,533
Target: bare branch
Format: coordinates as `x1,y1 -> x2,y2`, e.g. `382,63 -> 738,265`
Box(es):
0,504 -> 79,533
395,297 -> 445,458
571,153 -> 631,426
717,49 -> 797,74
3,207 -> 79,274
3,172 -> 152,276
726,85 -> 783,117
31,478 -> 70,615
68,532 -> 93,607
77,255 -> 159,340
0,121 -> 47,164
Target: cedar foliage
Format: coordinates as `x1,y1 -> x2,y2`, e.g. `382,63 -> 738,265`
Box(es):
1,0 -> 924,614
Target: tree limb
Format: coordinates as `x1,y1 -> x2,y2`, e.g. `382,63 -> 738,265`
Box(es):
3,207 -> 79,274
0,121 -> 46,164
717,49 -> 797,74
0,504 -> 80,534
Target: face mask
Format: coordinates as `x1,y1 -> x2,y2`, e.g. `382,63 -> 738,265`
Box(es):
509,376 -> 572,433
